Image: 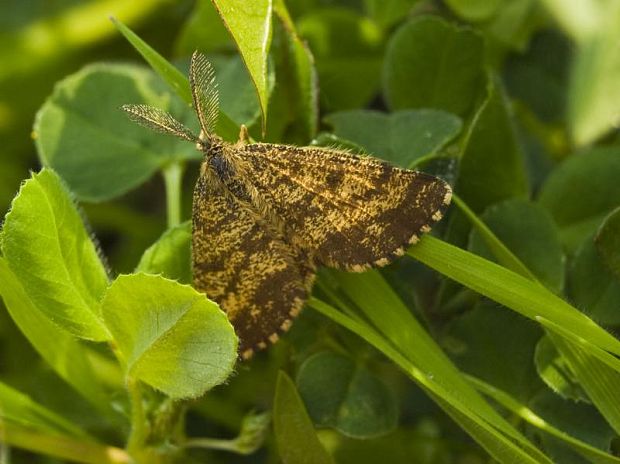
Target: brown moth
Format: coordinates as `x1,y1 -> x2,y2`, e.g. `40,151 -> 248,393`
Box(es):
123,52 -> 452,360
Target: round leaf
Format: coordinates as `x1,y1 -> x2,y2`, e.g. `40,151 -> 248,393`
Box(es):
1,169 -> 110,341
595,206 -> 620,282
447,301 -> 542,402
567,235 -> 620,326
324,109 -> 462,168
296,351 -> 397,438
102,273 -> 237,398
34,63 -> 199,202
136,221 -> 192,284
298,9 -> 383,111
538,146 -> 620,251
383,16 -> 485,116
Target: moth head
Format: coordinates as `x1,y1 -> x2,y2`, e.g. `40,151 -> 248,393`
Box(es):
195,129 -> 224,156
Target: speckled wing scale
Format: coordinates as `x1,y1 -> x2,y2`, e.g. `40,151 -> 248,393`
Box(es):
123,51 -> 452,360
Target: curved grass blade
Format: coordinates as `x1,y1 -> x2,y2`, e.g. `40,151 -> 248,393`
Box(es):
309,297 -> 553,464
467,374 -> 620,464
408,236 -> 620,357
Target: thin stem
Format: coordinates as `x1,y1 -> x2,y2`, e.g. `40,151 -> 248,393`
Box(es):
162,162 -> 185,229
126,379 -> 148,458
182,437 -> 241,453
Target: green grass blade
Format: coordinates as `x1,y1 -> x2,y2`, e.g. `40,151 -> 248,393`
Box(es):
111,17 -> 192,104
309,298 -> 553,464
408,236 -> 620,357
0,382 -> 93,440
467,374 -> 620,464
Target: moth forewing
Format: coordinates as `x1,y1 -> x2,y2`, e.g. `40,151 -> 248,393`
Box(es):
122,104 -> 197,142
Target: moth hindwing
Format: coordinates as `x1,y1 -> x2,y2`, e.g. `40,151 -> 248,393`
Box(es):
123,51 -> 452,360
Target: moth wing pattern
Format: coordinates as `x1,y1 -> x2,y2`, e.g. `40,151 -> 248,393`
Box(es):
192,174 -> 314,359
240,144 -> 452,271
121,104 -> 197,142
190,52 -> 219,136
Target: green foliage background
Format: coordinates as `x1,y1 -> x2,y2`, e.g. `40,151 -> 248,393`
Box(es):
1,0 -> 620,463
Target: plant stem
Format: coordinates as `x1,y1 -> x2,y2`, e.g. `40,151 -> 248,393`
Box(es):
183,437 -> 241,453
126,378 -> 148,459
162,162 -> 185,229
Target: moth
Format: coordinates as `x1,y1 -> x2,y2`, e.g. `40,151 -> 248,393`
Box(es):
123,52 -> 452,359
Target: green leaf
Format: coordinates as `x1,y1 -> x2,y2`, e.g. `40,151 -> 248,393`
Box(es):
534,335 -> 589,402
211,0 -> 273,131
448,301 -> 542,402
0,258 -> 108,408
0,381 -> 91,440
503,30 -> 570,123
34,63 -> 198,202
595,206 -> 620,282
567,235 -> 620,326
136,221 -> 192,284
324,109 -> 462,167
1,169 -> 110,341
101,273 -> 237,399
468,199 -> 565,293
298,9 -> 383,111
273,371 -> 335,464
383,16 -> 485,117
538,146 -> 620,251
111,17 -> 193,104
456,77 -> 529,213
296,351 -> 397,438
